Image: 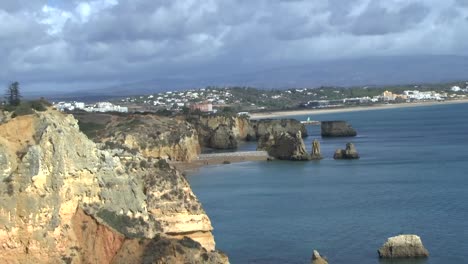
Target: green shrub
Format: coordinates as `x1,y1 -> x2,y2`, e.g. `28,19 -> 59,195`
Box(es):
10,99 -> 51,118
12,102 -> 34,117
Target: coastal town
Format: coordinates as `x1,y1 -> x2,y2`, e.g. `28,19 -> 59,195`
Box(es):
54,82 -> 468,114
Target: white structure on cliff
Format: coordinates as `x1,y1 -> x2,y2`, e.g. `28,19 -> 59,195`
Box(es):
55,101 -> 128,113
86,102 -> 128,112
55,101 -> 86,111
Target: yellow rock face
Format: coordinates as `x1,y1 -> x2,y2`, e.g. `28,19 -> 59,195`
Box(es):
0,110 -> 226,263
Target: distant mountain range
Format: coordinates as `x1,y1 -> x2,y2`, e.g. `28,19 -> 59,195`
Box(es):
49,55 -> 468,100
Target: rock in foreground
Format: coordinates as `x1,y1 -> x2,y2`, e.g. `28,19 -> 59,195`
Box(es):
258,131 -> 310,161
321,121 -> 357,137
0,110 -> 227,263
311,250 -> 328,264
334,143 -> 360,159
378,235 -> 429,258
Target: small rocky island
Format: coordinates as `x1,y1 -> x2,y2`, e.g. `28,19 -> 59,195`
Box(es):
378,235 -> 429,258
334,143 -> 360,159
311,250 -> 328,264
321,121 -> 357,137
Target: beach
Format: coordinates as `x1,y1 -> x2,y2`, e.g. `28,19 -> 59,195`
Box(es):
250,99 -> 468,119
170,151 -> 269,173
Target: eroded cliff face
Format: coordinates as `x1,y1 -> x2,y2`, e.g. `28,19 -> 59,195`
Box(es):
252,119 -> 308,139
257,131 -> 310,161
0,110 -> 225,263
186,115 -> 255,149
97,114 -> 201,162
0,110 -> 8,124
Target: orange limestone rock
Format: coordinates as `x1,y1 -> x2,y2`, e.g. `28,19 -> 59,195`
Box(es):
96,114 -> 201,162
0,109 -> 227,263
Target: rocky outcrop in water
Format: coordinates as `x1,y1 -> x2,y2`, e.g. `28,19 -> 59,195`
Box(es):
252,119 -> 308,138
311,250 -> 328,264
378,235 -> 429,258
321,121 -> 357,137
187,115 -> 255,149
0,110 -> 227,263
96,114 -> 201,161
258,131 -> 310,161
310,139 -> 323,160
334,143 -> 360,159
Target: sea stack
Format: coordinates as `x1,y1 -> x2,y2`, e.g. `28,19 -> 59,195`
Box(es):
257,131 -> 310,161
378,235 -> 429,258
311,139 -> 323,160
334,143 -> 360,159
321,121 -> 357,137
311,250 -> 328,264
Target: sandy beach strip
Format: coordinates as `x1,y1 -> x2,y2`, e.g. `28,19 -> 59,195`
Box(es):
250,99 -> 468,119
170,151 -> 269,174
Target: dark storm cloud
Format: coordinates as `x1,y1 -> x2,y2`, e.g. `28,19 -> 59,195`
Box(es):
350,2 -> 430,35
1,0 -> 468,93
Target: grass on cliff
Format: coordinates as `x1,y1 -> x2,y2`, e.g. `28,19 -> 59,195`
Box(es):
2,99 -> 51,118
78,121 -> 106,139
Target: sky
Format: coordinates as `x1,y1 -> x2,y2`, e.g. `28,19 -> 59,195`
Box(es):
2,0 -> 468,94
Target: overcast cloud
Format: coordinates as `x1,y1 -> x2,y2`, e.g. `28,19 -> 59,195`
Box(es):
2,0 -> 468,93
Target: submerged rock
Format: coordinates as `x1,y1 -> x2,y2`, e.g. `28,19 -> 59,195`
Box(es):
378,235 -> 429,258
321,121 -> 357,137
258,131 -> 310,161
311,250 -> 328,264
333,143 -> 360,159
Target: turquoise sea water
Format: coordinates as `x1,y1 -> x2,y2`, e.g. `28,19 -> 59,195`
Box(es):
187,103 -> 468,264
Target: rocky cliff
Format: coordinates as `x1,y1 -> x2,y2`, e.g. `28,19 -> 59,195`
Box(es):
321,121 -> 357,137
186,115 -> 308,150
378,234 -> 429,258
252,119 -> 308,138
95,114 -> 201,162
186,115 -> 255,149
0,110 -> 227,263
258,131 -> 310,161
0,110 -> 7,124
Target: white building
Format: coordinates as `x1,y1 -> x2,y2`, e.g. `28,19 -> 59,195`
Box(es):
451,86 -> 461,92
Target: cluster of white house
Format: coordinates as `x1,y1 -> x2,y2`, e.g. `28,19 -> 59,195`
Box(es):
121,88 -> 233,109
54,101 -> 128,113
450,85 -> 468,92
306,89 -> 449,108
361,90 -> 448,102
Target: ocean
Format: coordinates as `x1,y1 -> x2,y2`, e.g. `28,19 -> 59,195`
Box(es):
187,103 -> 468,264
